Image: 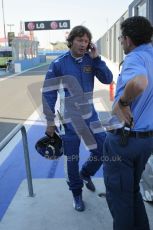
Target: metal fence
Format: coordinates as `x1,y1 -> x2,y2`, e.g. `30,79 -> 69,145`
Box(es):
0,124 -> 34,197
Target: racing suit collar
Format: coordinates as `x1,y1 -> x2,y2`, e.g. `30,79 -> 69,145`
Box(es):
70,51 -> 84,63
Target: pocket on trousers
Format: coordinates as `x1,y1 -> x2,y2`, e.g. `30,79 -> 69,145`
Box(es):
120,172 -> 134,193
104,172 -> 122,193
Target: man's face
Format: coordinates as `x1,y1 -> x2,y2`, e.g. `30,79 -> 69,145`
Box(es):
118,34 -> 135,55
70,34 -> 90,57
118,35 -> 130,55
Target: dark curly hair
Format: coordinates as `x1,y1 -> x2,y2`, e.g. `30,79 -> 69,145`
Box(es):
66,25 -> 92,48
121,16 -> 153,46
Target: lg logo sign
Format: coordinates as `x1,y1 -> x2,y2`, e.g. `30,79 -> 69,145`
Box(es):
25,20 -> 70,31
50,21 -> 69,29
27,22 -> 35,30
50,21 -> 58,29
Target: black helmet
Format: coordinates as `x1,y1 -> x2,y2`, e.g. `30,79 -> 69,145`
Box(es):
35,132 -> 63,160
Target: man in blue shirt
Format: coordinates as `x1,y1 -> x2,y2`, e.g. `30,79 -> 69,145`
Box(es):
42,25 -> 113,211
103,16 -> 153,230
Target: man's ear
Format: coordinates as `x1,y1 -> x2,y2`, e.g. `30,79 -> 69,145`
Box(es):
126,36 -> 134,48
126,36 -> 130,47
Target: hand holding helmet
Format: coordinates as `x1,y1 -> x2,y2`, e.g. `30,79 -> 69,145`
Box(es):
35,132 -> 63,160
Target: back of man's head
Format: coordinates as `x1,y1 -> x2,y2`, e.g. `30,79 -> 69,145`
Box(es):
121,16 -> 153,46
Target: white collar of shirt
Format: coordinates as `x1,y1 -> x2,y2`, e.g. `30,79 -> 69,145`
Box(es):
70,52 -> 83,63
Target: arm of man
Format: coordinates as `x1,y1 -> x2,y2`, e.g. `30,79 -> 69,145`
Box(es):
42,62 -> 59,136
89,43 -> 113,84
113,75 -> 148,125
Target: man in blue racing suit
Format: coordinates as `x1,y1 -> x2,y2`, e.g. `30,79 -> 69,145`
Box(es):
42,25 -> 113,211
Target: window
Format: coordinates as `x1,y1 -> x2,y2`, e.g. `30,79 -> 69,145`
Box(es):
137,1 -> 147,16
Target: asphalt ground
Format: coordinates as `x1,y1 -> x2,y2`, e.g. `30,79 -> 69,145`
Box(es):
0,65 -> 48,143
0,64 -> 112,143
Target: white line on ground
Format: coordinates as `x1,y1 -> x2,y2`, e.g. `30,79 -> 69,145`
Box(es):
0,110 -> 41,166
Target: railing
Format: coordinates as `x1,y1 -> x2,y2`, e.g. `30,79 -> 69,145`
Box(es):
0,124 -> 34,197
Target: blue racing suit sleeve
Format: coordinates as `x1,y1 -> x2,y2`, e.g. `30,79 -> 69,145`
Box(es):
42,61 -> 59,125
93,56 -> 113,84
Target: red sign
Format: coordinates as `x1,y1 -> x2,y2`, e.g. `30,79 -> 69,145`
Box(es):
50,21 -> 58,29
27,22 -> 35,31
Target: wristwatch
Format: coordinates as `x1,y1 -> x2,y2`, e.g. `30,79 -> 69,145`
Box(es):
119,98 -> 130,107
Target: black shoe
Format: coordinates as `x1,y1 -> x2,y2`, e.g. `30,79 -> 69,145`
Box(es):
80,171 -> 96,192
73,194 -> 85,212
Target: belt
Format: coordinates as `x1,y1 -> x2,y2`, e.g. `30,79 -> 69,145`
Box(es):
109,129 -> 153,138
